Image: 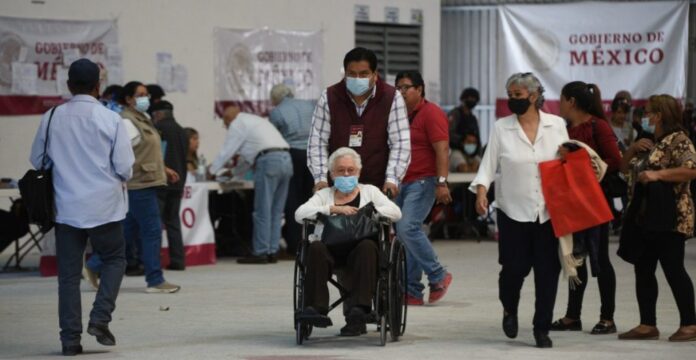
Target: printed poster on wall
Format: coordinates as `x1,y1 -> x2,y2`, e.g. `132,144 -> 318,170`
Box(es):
214,27 -> 323,117
496,1 -> 689,117
0,16 -> 120,115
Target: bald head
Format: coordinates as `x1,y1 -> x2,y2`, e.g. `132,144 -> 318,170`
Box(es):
222,106 -> 241,128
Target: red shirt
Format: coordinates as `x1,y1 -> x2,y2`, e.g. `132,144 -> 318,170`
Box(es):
403,99 -> 449,183
567,118 -> 622,172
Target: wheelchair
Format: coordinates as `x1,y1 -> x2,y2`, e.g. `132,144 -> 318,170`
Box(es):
293,217 -> 407,346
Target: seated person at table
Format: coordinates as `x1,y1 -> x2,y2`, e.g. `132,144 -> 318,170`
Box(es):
449,133 -> 481,173
295,147 -> 402,336
184,127 -> 200,175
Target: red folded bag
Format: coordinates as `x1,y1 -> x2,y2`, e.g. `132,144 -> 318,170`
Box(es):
539,148 -> 614,237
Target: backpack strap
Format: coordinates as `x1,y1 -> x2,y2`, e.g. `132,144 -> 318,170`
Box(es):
40,106 -> 57,170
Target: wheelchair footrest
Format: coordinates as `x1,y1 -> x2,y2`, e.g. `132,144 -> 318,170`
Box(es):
296,310 -> 333,328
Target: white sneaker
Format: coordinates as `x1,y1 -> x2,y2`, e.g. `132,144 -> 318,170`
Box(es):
146,281 -> 181,294
82,266 -> 99,291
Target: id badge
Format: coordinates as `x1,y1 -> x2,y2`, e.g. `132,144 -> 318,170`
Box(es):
349,125 -> 364,147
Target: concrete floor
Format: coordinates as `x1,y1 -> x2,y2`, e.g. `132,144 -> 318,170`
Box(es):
1,239 -> 695,359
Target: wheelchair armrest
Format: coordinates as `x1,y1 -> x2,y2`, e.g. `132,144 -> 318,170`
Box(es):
302,218 -> 318,226
377,216 -> 392,226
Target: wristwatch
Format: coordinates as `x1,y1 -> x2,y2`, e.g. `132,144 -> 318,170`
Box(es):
436,176 -> 448,187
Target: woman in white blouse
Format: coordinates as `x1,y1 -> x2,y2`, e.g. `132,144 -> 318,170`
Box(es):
294,147 -> 401,336
470,72 -> 569,348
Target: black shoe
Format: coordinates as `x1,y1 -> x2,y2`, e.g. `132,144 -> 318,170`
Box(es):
502,313 -> 518,339
166,263 -> 186,271
87,323 -> 115,346
125,264 -> 145,276
550,318 -> 582,331
340,307 -> 368,336
61,345 -> 82,356
591,321 -> 617,335
298,306 -> 333,328
534,331 -> 553,348
267,254 -> 278,264
237,255 -> 269,264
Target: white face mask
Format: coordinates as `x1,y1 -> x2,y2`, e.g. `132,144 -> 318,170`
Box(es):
135,96 -> 150,113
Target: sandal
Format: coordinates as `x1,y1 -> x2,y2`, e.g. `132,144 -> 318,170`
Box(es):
591,321 -> 617,335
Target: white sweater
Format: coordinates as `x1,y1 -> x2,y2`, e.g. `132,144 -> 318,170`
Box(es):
294,184 -> 402,239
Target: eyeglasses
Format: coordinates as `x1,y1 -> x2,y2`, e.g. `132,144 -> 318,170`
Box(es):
396,85 -> 415,92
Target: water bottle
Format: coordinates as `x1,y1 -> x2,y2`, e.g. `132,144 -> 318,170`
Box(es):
197,154 -> 207,182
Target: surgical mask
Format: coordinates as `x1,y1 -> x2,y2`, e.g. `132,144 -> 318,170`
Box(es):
464,144 -> 478,155
508,97 -> 532,115
334,176 -> 358,193
135,96 -> 150,113
346,77 -> 371,96
641,117 -> 655,133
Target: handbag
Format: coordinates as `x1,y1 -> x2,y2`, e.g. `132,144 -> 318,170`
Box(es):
18,107 -> 57,233
591,120 -> 628,198
316,202 -> 380,259
539,148 -> 614,237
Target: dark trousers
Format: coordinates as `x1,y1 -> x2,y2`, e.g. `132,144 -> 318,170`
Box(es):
284,148 -> 314,254
564,223 -> 616,321
497,210 -> 560,333
635,231 -> 696,326
304,240 -> 378,314
55,222 -> 126,346
158,189 -> 185,268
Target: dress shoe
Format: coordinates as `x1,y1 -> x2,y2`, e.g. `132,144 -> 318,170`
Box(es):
591,321 -> 617,335
550,318 -> 582,331
502,313 -> 518,339
87,323 -> 115,346
340,307 -> 368,336
237,255 -> 269,264
298,306 -> 333,328
125,264 -> 145,276
166,263 -> 186,271
669,327 -> 696,342
61,344 -> 82,356
534,331 -> 553,348
267,254 -> 278,264
618,326 -> 659,340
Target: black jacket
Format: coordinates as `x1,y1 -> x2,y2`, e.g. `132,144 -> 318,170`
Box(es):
155,117 -> 188,190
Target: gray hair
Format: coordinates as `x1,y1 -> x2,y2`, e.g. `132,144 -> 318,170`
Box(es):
505,72 -> 545,109
270,83 -> 294,105
328,147 -> 362,174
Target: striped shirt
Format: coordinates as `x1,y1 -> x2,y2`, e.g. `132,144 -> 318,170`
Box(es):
307,85 -> 411,185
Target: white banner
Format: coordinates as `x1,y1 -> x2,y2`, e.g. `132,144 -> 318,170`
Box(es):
0,16 -> 121,114
213,27 -> 323,116
496,1 -> 689,116
39,183 -> 216,276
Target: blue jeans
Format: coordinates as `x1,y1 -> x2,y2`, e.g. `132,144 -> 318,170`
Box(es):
55,222 -> 126,346
395,177 -> 446,298
252,151 -> 293,256
88,188 -> 165,287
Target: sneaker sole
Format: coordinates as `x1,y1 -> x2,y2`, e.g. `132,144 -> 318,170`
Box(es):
145,287 -> 181,294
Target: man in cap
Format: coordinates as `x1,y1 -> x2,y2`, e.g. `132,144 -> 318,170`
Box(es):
151,100 -> 188,270
29,59 -> 135,356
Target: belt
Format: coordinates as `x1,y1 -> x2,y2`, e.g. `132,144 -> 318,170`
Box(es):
255,147 -> 289,162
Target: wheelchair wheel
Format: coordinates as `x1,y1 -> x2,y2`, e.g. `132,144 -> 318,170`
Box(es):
388,239 -> 407,341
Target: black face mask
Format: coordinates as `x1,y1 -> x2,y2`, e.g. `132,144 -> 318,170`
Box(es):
464,100 -> 478,110
508,97 -> 532,115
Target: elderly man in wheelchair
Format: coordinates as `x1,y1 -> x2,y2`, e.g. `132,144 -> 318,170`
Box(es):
294,147 -> 403,341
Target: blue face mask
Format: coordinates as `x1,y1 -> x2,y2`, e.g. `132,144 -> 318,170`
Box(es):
346,77 -> 371,96
641,116 -> 655,133
334,176 -> 358,193
135,96 -> 150,113
464,144 -> 478,155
